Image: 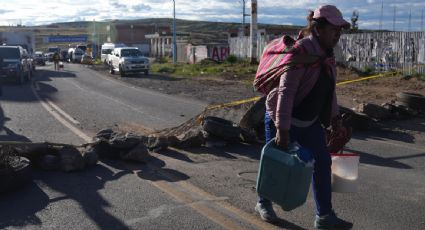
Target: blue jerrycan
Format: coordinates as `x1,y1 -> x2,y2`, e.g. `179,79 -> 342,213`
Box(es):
256,139 -> 314,211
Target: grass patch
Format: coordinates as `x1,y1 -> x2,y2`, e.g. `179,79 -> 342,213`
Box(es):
150,59 -> 257,82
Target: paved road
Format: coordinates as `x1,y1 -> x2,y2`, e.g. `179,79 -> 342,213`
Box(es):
1,63 -> 424,229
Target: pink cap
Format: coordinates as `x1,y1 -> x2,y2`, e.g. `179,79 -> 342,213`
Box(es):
313,5 -> 350,29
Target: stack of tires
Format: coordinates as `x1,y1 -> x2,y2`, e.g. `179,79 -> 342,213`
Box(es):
396,92 -> 425,113
202,116 -> 241,143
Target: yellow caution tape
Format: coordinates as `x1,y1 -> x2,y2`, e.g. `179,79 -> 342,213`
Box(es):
207,96 -> 261,110
206,64 -> 423,111
336,71 -> 398,86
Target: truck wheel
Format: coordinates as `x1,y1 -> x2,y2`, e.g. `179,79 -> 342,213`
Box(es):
16,72 -> 25,85
109,65 -> 115,74
119,65 -> 126,77
26,71 -> 31,82
144,70 -> 149,75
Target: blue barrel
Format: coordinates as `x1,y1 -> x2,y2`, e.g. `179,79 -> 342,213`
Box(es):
256,139 -> 313,211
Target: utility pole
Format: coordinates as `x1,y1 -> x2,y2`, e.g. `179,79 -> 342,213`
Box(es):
408,8 -> 412,32
240,0 -> 250,36
173,0 -> 176,64
379,0 -> 383,31
393,6 -> 396,31
93,19 -> 96,59
250,0 -> 258,64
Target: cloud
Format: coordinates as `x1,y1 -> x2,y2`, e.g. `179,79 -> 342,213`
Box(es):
132,4 -> 152,12
110,1 -> 127,10
0,9 -> 13,14
0,0 -> 424,31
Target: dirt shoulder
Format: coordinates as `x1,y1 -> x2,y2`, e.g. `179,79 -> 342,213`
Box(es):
91,65 -> 425,107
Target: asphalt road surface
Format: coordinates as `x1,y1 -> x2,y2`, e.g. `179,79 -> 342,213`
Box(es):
0,63 -> 424,230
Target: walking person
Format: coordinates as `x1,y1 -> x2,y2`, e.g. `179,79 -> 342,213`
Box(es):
255,5 -> 353,229
53,51 -> 60,71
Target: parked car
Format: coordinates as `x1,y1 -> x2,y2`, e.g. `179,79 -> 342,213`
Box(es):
81,54 -> 93,65
33,51 -> 46,66
101,43 -> 125,65
46,47 -> 60,61
60,50 -> 69,62
0,46 -> 32,84
67,48 -> 84,63
109,47 -> 150,77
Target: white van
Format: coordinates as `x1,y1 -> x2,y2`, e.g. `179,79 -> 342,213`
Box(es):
101,43 -> 125,65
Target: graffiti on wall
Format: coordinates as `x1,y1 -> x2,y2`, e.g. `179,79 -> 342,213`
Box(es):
210,46 -> 230,62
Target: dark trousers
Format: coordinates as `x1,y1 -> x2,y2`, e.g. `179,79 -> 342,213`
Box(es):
259,112 -> 333,216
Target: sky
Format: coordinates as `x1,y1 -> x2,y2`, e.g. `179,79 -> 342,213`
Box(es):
0,0 -> 425,31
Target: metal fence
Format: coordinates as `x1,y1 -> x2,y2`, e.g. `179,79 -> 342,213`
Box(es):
229,31 -> 425,75
339,31 -> 425,75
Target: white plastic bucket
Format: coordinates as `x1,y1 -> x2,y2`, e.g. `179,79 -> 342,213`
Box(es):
331,152 -> 360,193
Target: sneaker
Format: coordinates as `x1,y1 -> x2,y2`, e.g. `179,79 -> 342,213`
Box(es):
255,202 -> 277,223
314,210 -> 353,229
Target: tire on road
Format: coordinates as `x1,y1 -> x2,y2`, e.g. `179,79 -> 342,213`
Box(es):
15,71 -> 25,85
119,65 -> 126,77
109,64 -> 115,74
339,106 -> 372,131
396,92 -> 425,111
239,96 -> 266,130
202,116 -> 241,141
0,157 -> 32,194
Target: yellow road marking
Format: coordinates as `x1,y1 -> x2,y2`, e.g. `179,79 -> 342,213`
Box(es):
31,82 -> 92,142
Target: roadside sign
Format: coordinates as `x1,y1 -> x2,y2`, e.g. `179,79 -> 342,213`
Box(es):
46,35 -> 88,43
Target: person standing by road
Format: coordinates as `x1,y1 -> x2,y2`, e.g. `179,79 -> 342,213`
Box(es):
255,5 -> 353,229
53,51 -> 60,71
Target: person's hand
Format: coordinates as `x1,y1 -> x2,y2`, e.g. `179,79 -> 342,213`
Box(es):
331,115 -> 342,131
275,129 -> 290,150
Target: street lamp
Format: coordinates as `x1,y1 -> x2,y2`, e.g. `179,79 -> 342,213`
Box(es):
173,0 -> 177,64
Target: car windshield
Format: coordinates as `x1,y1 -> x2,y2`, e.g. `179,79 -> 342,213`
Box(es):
48,48 -> 60,53
121,49 -> 141,57
0,47 -> 20,59
102,49 -> 113,54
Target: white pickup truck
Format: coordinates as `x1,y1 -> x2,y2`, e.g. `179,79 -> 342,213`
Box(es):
108,47 -> 149,77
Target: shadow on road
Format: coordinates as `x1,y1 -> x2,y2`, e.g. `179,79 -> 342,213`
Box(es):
353,118 -> 425,144
100,155 -> 191,183
33,165 -> 131,229
0,69 -> 74,104
346,148 -> 413,169
0,181 -> 49,228
161,143 -> 263,164
0,105 -> 31,142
